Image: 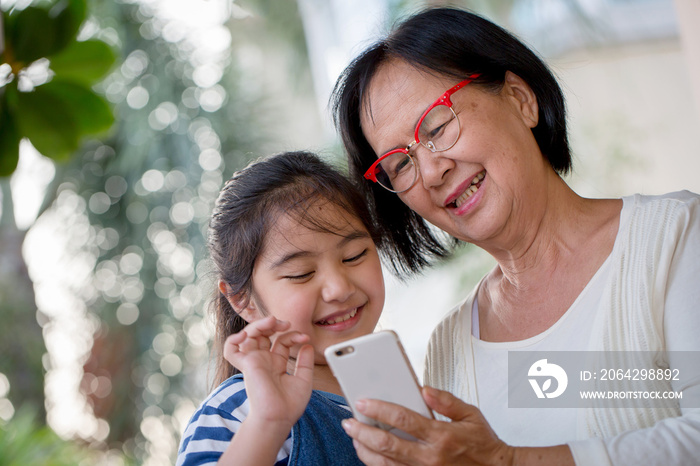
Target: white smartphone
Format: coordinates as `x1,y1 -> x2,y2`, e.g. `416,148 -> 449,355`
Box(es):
324,330 -> 434,440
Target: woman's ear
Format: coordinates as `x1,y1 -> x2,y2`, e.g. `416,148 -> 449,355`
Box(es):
504,71 -> 539,128
219,281 -> 262,323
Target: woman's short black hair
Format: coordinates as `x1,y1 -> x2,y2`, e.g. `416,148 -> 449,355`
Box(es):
331,7 -> 571,276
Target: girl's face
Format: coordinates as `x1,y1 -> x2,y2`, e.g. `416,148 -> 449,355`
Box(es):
242,201 -> 384,364
360,59 -> 550,248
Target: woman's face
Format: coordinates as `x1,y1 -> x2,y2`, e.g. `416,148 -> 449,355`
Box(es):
242,201 -> 385,365
360,60 -> 549,247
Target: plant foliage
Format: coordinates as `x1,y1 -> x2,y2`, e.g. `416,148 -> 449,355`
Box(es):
0,0 -> 117,176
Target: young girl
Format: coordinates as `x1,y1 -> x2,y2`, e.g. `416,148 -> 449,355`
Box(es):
176,151 -> 385,465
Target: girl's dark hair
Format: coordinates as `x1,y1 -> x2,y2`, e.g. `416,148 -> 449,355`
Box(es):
208,151 -> 379,385
331,7 -> 571,276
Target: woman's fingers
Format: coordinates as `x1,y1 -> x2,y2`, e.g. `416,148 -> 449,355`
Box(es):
421,386 -> 476,422
345,392 -> 505,465
342,418 -> 416,465
420,386 -> 515,465
355,398 -> 433,441
342,400 -> 434,464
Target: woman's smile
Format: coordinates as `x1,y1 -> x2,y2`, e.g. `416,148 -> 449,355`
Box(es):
445,169 -> 486,211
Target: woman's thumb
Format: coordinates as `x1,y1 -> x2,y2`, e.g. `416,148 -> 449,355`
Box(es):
422,385 -> 475,422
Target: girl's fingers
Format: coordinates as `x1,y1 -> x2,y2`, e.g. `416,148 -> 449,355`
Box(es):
244,316 -> 291,338
238,335 -> 265,353
223,331 -> 246,360
225,326 -> 308,361
225,330 -> 247,346
223,318 -> 290,358
270,331 -> 310,359
271,331 -> 310,350
292,344 -> 315,384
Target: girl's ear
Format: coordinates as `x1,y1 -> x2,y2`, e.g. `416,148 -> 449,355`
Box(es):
503,71 -> 539,128
219,281 -> 263,323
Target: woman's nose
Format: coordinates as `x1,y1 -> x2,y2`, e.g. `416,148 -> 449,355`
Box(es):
415,146 -> 453,189
321,268 -> 355,303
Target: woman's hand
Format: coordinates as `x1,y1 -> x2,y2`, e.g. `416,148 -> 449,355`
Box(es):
342,386 -> 572,466
223,316 -> 314,429
341,385 -> 512,465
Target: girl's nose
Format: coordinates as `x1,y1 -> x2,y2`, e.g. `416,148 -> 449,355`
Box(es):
321,268 -> 355,303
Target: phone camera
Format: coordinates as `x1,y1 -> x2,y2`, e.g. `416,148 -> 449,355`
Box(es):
334,346 -> 354,356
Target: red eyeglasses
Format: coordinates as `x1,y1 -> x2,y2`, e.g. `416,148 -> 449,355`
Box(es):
364,73 -> 480,193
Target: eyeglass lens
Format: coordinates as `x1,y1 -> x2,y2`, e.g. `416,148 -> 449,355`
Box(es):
376,105 -> 459,192
417,105 -> 458,152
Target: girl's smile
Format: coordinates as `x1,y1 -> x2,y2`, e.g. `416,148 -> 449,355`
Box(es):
314,304 -> 363,328
238,200 -> 385,365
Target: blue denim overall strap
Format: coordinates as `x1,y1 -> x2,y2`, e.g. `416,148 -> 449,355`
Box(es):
288,390 -> 364,465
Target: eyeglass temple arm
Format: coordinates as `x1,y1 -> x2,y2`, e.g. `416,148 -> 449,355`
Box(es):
364,168 -> 378,182
413,73 -> 481,142
440,73 -> 482,102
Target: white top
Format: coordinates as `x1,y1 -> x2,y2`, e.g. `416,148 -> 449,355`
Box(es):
424,191 -> 700,465
472,251 -> 610,446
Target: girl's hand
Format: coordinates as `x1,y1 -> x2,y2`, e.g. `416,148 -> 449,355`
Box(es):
342,386 -> 571,465
223,316 -> 314,429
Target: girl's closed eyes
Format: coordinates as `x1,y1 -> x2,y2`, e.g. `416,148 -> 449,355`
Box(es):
282,248 -> 369,281
344,248 -> 369,263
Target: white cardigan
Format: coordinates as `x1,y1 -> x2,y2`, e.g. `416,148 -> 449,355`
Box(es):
423,191 -> 700,465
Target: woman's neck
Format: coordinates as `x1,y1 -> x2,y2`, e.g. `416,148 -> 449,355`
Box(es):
476,175 -> 622,341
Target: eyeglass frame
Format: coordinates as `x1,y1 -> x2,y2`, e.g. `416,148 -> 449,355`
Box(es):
363,73 -> 481,193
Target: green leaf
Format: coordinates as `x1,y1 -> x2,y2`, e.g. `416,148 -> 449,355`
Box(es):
41,79 -> 114,135
15,86 -> 81,161
50,0 -> 88,53
7,7 -> 58,63
0,96 -> 21,177
6,0 -> 87,64
49,39 -> 117,84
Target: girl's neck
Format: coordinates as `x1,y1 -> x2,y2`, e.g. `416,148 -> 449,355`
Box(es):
312,365 -> 343,395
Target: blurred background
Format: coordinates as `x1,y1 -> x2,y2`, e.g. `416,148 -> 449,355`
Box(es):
1,0 -> 698,464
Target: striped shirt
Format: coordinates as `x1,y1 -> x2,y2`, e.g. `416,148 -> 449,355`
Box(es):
177,374 -> 352,465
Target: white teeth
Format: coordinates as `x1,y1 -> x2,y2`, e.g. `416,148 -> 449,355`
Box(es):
453,171 -> 485,208
319,308 -> 358,325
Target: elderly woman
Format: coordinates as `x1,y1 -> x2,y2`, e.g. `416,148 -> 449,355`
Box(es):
332,7 -> 700,466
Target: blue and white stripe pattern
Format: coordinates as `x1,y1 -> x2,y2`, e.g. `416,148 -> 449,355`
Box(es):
176,375 -> 292,465
176,374 -> 353,465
